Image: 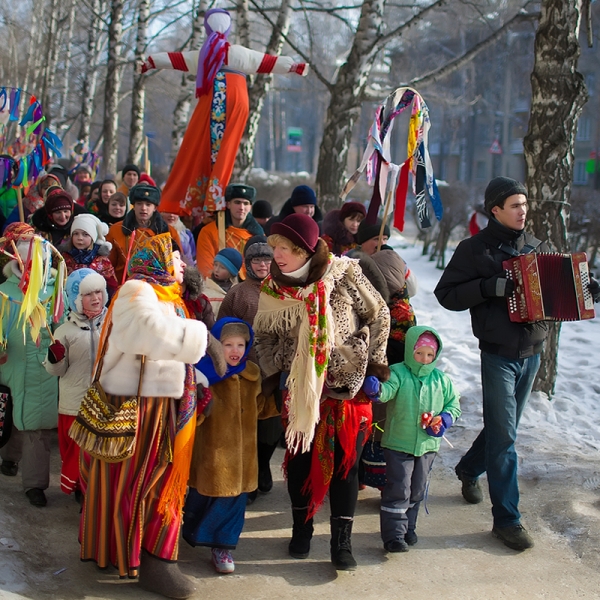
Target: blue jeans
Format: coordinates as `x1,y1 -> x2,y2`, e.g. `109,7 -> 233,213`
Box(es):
457,351 -> 540,528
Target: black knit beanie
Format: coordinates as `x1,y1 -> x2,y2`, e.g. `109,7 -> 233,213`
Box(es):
122,164 -> 141,177
357,218 -> 390,245
484,177 -> 527,216
252,200 -> 273,219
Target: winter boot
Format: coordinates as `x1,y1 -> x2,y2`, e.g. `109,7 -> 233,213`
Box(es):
289,507 -> 314,559
138,550 -> 196,599
455,464 -> 483,504
404,530 -> 418,546
257,441 -> 277,493
330,516 -> 357,571
492,524 -> 534,551
0,460 -> 18,476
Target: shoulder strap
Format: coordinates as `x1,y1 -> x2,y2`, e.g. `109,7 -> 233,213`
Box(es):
92,321 -> 112,384
498,239 -> 541,258
136,356 -> 146,398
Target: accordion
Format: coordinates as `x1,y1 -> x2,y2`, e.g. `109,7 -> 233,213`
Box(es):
503,252 -> 596,323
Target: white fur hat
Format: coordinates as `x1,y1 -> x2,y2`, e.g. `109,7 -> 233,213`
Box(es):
71,214 -> 111,252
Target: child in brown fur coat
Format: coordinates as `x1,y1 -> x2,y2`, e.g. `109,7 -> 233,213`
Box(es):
183,317 -> 278,574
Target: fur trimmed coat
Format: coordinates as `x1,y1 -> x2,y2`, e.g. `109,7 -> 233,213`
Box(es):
188,361 -> 278,497
99,279 -> 208,398
254,239 -> 391,400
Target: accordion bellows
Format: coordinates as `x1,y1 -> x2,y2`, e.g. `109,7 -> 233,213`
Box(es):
503,252 -> 596,323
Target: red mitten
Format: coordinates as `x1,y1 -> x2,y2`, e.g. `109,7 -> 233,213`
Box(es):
197,386 -> 213,416
48,340 -> 66,363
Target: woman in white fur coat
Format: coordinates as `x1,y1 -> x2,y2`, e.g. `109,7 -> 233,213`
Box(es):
79,233 -> 207,600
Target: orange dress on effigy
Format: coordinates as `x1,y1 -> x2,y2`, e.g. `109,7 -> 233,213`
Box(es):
144,48 -> 308,220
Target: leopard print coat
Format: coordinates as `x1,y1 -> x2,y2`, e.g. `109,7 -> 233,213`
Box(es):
255,239 -> 391,400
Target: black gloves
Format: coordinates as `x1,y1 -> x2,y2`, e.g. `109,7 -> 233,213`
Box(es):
481,275 -> 515,298
589,276 -> 600,303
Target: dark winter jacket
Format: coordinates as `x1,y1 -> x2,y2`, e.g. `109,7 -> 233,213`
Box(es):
263,198 -> 323,235
434,217 -> 549,359
320,209 -> 358,256
31,204 -> 86,247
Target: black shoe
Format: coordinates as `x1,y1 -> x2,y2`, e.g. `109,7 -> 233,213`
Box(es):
25,488 -> 47,507
384,540 -> 409,553
0,460 -> 18,476
258,465 -> 273,493
74,489 -> 83,505
404,530 -> 418,546
492,524 -> 534,551
289,508 -> 313,559
455,464 -> 483,504
330,517 -> 357,570
246,490 -> 258,505
257,441 -> 276,493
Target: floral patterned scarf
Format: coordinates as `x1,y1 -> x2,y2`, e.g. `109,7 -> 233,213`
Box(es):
256,260 -> 335,453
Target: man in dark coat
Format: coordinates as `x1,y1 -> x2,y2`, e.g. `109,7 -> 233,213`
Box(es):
434,177 -> 547,552
263,185 -> 323,235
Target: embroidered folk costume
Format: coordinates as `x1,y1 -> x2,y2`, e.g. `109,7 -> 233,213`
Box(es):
78,233 -> 208,589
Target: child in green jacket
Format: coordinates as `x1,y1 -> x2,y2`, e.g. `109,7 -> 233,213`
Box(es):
363,325 -> 460,552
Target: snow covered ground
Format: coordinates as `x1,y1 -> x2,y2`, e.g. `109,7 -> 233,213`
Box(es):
390,234 -> 600,487
1,232 -> 600,600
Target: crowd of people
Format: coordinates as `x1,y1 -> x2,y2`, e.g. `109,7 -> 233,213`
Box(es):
1,167 -> 599,600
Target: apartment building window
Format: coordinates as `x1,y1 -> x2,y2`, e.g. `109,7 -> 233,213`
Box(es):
574,160 -> 588,185
475,161 -> 486,180
576,116 -> 592,141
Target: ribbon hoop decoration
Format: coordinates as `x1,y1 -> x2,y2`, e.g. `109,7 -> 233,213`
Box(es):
340,87 -> 443,234
0,86 -> 63,188
0,232 -> 66,346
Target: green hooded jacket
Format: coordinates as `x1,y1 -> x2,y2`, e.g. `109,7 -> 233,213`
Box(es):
0,270 -> 59,431
379,325 -> 461,456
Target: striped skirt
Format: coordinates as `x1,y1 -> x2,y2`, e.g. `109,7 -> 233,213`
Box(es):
79,394 -> 179,578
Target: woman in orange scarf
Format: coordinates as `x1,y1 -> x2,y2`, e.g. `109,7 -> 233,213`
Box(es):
79,233 -> 208,600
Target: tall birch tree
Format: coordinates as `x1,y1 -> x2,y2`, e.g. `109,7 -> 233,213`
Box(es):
127,0 -> 150,165
234,0 -> 292,179
103,0 -> 125,175
78,0 -> 107,146
523,0 -> 589,395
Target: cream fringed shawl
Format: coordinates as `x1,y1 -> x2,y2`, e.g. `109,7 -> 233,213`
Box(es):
255,256 -> 351,453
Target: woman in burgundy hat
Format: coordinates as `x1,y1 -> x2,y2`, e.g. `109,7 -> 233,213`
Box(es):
321,201 -> 366,256
254,213 -> 390,571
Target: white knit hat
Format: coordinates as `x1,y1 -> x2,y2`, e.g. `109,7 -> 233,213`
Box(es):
71,214 -> 112,253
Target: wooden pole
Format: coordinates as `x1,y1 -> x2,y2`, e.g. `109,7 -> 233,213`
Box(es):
217,210 -> 226,250
377,175 -> 395,253
15,186 -> 25,223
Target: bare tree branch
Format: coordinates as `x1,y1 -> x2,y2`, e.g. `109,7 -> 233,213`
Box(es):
248,0 -> 333,90
374,0 -> 448,51
408,11 -> 539,88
